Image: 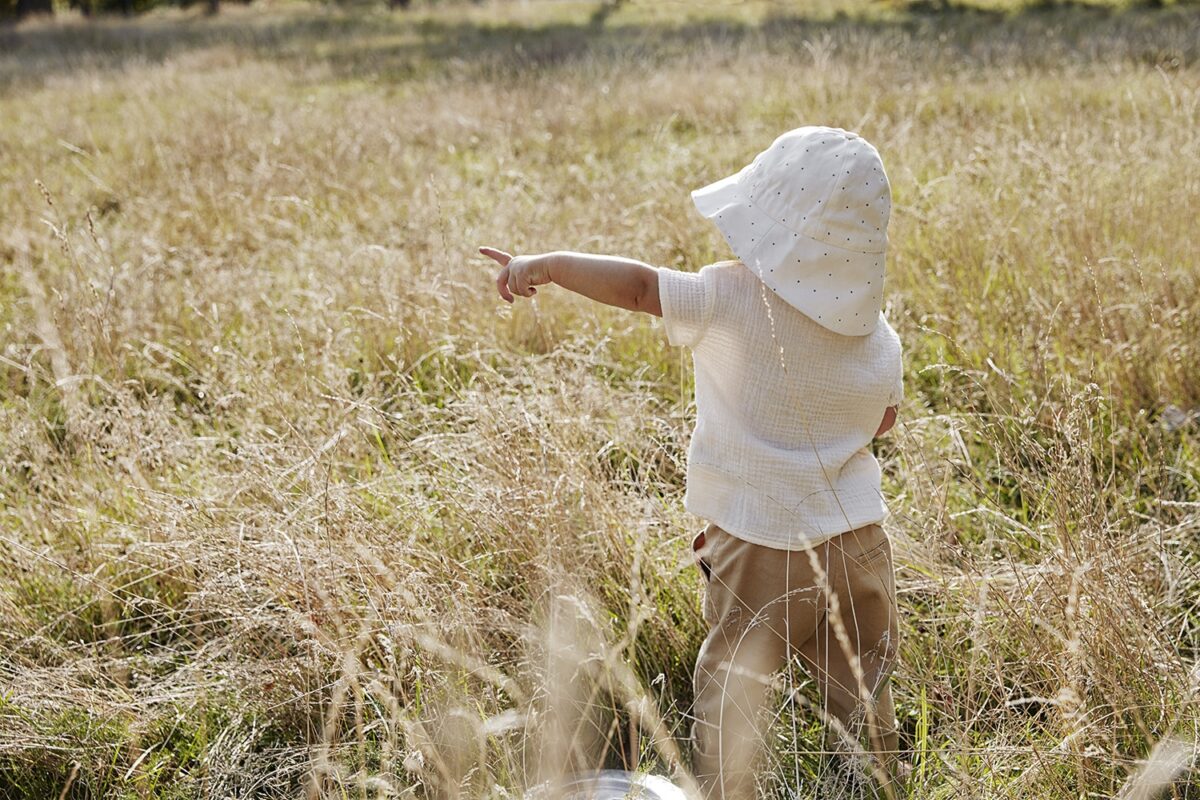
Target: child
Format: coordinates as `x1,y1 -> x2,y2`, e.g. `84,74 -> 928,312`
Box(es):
480,125 -> 903,799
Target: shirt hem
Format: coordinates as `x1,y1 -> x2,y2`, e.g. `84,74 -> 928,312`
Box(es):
683,461 -> 889,551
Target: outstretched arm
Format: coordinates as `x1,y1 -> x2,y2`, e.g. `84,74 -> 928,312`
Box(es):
479,247 -> 662,316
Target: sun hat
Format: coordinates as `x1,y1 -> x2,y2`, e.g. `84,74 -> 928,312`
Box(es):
692,126 -> 891,335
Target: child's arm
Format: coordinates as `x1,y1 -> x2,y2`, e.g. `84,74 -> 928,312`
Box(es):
875,406 -> 898,437
479,247 -> 662,317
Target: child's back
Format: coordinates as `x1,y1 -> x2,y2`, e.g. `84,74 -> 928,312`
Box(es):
660,259 -> 902,549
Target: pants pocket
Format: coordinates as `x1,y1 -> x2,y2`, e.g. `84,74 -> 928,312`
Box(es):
847,525 -> 890,570
692,525 -> 714,582
694,524 -> 723,627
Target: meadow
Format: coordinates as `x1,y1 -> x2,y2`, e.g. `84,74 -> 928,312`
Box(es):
1,0 -> 1199,796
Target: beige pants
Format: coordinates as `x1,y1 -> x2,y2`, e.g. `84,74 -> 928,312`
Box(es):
691,523 -> 900,800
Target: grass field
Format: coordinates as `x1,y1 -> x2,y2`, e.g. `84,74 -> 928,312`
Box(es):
2,0 -> 1200,797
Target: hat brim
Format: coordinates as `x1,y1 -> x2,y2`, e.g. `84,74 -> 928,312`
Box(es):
691,164 -> 748,219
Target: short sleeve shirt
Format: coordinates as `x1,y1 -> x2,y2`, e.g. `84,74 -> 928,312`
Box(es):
657,260 -> 904,549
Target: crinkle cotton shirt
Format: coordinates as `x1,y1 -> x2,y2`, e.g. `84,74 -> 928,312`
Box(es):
658,260 -> 903,550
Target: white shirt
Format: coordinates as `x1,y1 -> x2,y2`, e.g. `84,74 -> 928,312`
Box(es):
658,260 -> 903,550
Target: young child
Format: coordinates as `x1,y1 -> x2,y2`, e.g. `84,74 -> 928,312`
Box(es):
480,125 -> 903,799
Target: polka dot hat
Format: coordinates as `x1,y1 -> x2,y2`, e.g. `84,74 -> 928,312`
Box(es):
691,126 -> 891,335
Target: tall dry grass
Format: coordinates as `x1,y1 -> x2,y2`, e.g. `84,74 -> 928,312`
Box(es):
1,1 -> 1199,797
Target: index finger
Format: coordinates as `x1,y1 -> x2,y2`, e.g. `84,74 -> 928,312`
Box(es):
478,246 -> 513,267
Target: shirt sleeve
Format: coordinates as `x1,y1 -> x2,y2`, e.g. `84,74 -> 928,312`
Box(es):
657,266 -> 717,349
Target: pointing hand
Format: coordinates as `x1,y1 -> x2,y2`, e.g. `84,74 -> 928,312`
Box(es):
479,246 -> 552,303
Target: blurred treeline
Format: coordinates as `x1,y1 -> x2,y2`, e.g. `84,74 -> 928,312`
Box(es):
0,0 -> 486,22
3,0 -> 228,19
5,0 -> 1195,28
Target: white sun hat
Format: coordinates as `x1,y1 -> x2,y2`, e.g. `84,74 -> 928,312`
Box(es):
692,126 -> 891,335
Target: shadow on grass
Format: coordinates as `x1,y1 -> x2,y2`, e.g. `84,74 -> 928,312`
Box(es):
0,0 -> 1197,92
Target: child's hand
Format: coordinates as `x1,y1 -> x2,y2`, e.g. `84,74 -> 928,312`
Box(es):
874,405 -> 898,437
479,246 -> 552,303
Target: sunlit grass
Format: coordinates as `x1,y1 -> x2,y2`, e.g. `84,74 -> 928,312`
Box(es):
1,0 -> 1198,797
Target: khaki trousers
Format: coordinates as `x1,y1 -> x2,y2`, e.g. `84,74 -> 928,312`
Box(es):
690,523 -> 900,800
